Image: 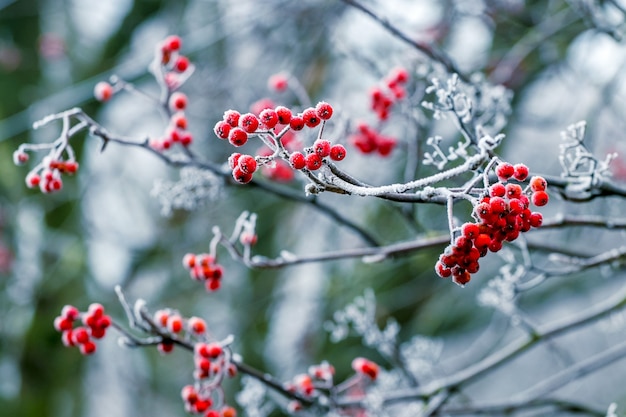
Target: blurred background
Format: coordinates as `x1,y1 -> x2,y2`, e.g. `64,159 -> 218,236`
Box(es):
2,0 -> 626,416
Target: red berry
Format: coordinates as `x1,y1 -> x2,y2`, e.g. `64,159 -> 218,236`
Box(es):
188,316 -> 207,334
532,190 -> 549,206
505,183 -> 523,199
475,202 -> 492,220
64,161 -> 79,174
181,385 -> 198,404
513,164 -> 529,181
496,163 -> 515,180
313,139 -> 331,158
206,342 -> 223,358
232,166 -> 253,184
88,303 -> 104,318
352,357 -> 379,380
167,315 -> 184,333
529,212 -> 543,227
223,110 -> 241,127
461,222 -> 480,239
171,112 -> 187,129
489,183 -> 506,197
259,108 -> 279,129
228,153 -> 242,169
237,154 -> 257,174
435,261 -> 452,278
289,115 -> 305,131
489,196 -> 507,214
329,144 -> 347,161
376,135 -> 396,156
302,108 -> 321,128
169,92 -> 187,111
239,113 -> 259,133
474,234 -> 491,250
154,310 -> 169,327
268,73 -> 288,92
213,121 -> 231,139
54,316 -> 73,332
221,406 -> 237,417
62,305 -> 80,321
163,35 -> 182,51
529,176 -> 547,192
72,327 -> 90,344
158,341 -> 174,354
94,82 -> 113,102
305,153 -> 323,170
80,341 -> 97,355
275,106 -> 292,124
205,278 -> 221,292
26,173 -> 41,188
228,128 -> 248,147
289,152 -> 306,170
174,55 -> 189,72
13,150 -> 29,165
315,101 -> 333,120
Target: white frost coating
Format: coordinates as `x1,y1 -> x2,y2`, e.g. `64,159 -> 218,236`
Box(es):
477,264 -> 526,315
236,376 -> 274,417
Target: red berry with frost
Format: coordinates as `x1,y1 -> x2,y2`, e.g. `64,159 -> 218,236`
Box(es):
26,173 -> 40,188
169,92 -> 187,111
232,166 -> 253,184
513,164 -> 529,181
54,316 -> 73,332
237,154 -> 257,174
167,315 -> 184,333
435,261 -> 452,278
490,196 -> 507,214
228,153 -> 242,169
228,128 -> 248,147
158,341 -> 174,354
530,176 -> 547,192
213,121 -> 231,140
171,112 -> 187,130
206,278 -> 221,292
94,82 -> 113,102
239,113 -> 259,133
181,385 -> 198,404
313,139 -> 331,158
302,108 -> 321,128
289,152 -> 306,170
259,108 -> 279,129
164,35 -> 182,51
462,222 -> 480,239
221,406 -> 237,417
505,183 -> 523,199
529,212 -> 543,227
496,163 -> 515,181
154,309 -> 169,327
62,305 -> 80,320
13,150 -> 28,165
268,73 -> 289,92
275,106 -> 292,124
315,101 -> 333,120
329,144 -> 347,161
532,190 -> 549,206
174,55 -> 189,72
223,110 -> 241,127
188,316 -> 207,334
72,327 -> 90,344
352,357 -> 379,380
475,202 -> 492,219
64,161 -> 79,174
289,115 -> 305,131
180,132 -> 192,146
305,153 -> 323,170
489,183 -> 506,197
376,136 -> 396,156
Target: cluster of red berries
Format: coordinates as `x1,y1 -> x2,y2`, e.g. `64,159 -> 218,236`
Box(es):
150,103 -> 194,151
180,385 -> 237,417
181,384 -> 237,417
53,303 -> 112,355
182,253 -> 224,292
152,309 -> 209,353
286,362 -> 335,400
158,35 -> 193,91
14,153 -> 80,194
370,66 -> 409,120
214,102 -> 346,183
435,163 -> 548,286
349,122 -> 397,156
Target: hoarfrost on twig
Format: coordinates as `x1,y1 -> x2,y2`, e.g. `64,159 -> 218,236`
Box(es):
151,166 -> 222,216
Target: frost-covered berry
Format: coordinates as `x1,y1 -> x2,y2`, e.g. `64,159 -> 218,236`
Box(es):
289,152 -> 306,170
302,108 -> 321,128
174,55 -> 189,72
313,139 -> 331,158
259,108 -> 279,129
239,113 -> 259,133
169,92 -> 188,112
329,144 -> 347,161
289,115 -> 305,131
228,128 -> 248,147
275,106 -> 292,124
187,316 -> 207,334
228,153 -> 242,169
223,110 -> 241,127
352,357 -> 379,380
94,81 -> 113,102
496,163 -> 515,181
532,190 -> 549,206
315,101 -> 333,120
268,73 -> 288,92
305,153 -> 323,170
237,154 -> 257,174
513,163 -> 529,181
163,35 -> 182,51
232,166 -> 253,184
530,176 -> 547,192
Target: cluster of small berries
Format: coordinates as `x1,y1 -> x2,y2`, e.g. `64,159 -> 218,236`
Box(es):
435,163 -> 548,286
181,385 -> 237,417
182,253 -> 224,292
158,35 -> 194,91
349,122 -> 397,156
14,153 -> 79,193
53,303 -> 111,355
152,309 -> 208,353
214,102 -> 345,183
370,67 -> 410,120
285,361 -> 336,403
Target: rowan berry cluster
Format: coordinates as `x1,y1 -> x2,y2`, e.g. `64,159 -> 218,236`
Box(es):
181,384 -> 237,417
370,66 -> 410,121
435,163 -> 548,286
285,361 -> 335,400
53,303 -> 111,355
349,121 -> 397,156
19,154 -> 79,193
214,101 -> 346,184
182,253 -> 225,292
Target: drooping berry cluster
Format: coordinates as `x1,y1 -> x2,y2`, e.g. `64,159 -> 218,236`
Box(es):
349,122 -> 397,156
214,101 -> 347,183
370,66 -> 410,121
158,35 -> 194,91
182,253 -> 224,292
181,384 -> 237,417
53,303 -> 112,355
435,164 -> 548,286
17,154 -> 79,194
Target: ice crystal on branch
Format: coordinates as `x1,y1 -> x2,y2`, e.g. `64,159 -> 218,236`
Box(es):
477,264 -> 526,315
151,167 -> 222,217
399,335 -> 443,382
324,289 -> 398,358
236,376 -> 274,417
